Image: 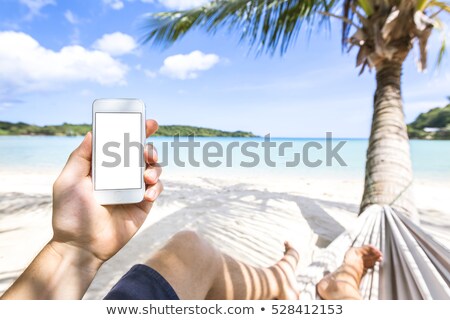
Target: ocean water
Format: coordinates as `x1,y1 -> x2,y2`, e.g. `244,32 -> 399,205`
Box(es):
0,136 -> 449,180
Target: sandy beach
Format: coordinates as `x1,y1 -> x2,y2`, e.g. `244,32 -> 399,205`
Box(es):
0,168 -> 448,299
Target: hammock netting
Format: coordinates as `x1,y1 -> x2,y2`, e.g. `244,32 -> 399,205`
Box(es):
297,205 -> 450,300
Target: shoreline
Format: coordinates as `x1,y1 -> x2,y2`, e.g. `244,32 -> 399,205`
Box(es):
1,134 -> 450,141
1,168 -> 449,193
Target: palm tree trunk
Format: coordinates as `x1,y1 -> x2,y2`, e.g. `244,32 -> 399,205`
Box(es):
361,60 -> 418,221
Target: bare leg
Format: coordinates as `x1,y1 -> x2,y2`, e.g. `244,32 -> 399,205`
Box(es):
145,231 -> 300,300
316,245 -> 382,300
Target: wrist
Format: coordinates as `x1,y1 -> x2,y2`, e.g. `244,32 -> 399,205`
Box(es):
2,241 -> 104,299
46,240 -> 104,275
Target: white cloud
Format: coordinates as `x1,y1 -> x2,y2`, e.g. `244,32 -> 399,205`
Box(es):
160,50 -> 220,80
141,0 -> 211,10
64,10 -> 78,24
110,0 -> 210,11
157,0 -> 210,10
92,32 -> 137,56
103,0 -> 124,10
64,11 -> 81,44
0,31 -> 128,95
19,0 -> 55,19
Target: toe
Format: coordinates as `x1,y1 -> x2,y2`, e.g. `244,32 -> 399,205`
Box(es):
360,245 -> 382,269
282,241 -> 300,271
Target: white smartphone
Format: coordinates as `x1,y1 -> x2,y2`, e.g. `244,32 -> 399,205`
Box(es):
92,99 -> 146,205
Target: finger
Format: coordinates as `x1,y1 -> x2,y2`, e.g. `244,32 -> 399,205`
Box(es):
144,164 -> 162,185
144,180 -> 164,202
146,119 -> 158,138
62,132 -> 92,177
144,143 -> 158,164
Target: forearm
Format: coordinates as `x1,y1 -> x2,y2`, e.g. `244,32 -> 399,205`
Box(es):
1,241 -> 102,300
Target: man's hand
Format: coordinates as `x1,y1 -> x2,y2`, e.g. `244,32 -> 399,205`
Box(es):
1,119 -> 162,299
51,119 -> 162,263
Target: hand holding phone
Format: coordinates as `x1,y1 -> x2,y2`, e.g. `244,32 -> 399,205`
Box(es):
51,110 -> 162,264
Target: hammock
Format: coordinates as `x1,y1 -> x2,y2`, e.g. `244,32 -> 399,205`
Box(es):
297,205 -> 450,300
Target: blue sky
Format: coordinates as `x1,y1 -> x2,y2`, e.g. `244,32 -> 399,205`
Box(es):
0,0 -> 449,137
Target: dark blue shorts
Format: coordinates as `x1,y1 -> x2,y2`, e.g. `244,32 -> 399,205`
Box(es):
103,264 -> 179,300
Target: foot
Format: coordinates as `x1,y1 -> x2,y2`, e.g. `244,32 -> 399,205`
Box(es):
344,245 -> 383,273
270,241 -> 300,300
316,245 -> 382,300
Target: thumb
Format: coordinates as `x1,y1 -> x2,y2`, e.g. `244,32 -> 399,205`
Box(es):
63,132 -> 92,178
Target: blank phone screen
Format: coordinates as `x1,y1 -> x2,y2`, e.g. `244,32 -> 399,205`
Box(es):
94,112 -> 142,190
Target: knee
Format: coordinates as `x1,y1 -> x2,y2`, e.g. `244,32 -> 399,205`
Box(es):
144,230 -> 220,299
169,230 -> 204,250
166,230 -> 219,269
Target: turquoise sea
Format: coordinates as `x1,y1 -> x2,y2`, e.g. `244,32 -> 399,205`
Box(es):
0,136 -> 449,180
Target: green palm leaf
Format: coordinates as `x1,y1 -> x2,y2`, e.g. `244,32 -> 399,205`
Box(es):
417,0 -> 428,11
143,0 -> 337,55
428,0 -> 450,13
143,0 -> 449,64
357,0 -> 373,16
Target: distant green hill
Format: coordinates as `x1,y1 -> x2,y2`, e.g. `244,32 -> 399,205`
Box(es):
0,121 -> 255,137
0,122 -> 91,136
155,125 -> 255,137
407,101 -> 450,140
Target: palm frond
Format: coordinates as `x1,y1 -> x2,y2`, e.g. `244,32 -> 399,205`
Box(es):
142,0 -> 337,55
432,17 -> 448,67
357,0 -> 373,16
437,36 -> 447,65
417,0 -> 429,11
342,0 -> 353,49
143,0 -> 448,69
427,0 -> 450,13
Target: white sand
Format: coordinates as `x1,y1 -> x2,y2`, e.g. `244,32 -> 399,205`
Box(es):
0,169 -> 449,299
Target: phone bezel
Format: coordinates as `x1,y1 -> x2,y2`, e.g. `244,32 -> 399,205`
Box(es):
92,98 -> 146,205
